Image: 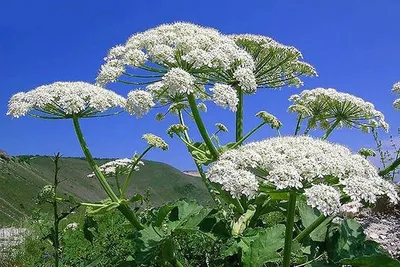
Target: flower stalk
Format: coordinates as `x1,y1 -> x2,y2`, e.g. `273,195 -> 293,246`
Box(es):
235,85 -> 244,142
282,191 -> 297,267
72,116 -> 144,230
294,214 -> 328,243
121,146 -> 152,198
187,93 -> 219,159
322,119 -> 341,140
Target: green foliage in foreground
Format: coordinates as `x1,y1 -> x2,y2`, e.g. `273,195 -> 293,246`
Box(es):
4,199 -> 399,267
0,156 -> 210,225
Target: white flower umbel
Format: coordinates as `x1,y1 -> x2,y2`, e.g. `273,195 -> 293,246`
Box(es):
7,82 -> 126,119
289,88 -> 389,132
142,133 -> 169,150
88,158 -> 143,178
233,67 -> 257,93
126,90 -> 155,118
207,160 -> 258,199
207,136 -> 398,213
210,83 -> 239,111
161,68 -> 196,95
231,34 -> 317,89
391,81 -> 400,110
304,184 -> 341,216
96,22 -> 255,91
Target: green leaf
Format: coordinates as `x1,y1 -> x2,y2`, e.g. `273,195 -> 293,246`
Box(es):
327,218 -> 400,266
167,200 -> 211,231
340,254 -> 400,267
241,224 -> 286,267
83,215 -> 98,245
154,203 -> 177,227
232,205 -> 256,237
134,225 -> 165,264
298,200 -> 328,242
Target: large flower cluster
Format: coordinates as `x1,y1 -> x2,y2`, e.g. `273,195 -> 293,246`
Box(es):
289,88 -> 389,132
207,136 -> 398,215
7,82 -> 125,119
96,23 -> 317,114
87,158 -> 143,178
231,34 -> 317,88
96,22 -> 255,88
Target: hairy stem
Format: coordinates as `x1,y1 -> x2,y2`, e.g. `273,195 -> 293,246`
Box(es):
282,192 -> 297,267
187,94 -> 219,159
72,116 -> 144,230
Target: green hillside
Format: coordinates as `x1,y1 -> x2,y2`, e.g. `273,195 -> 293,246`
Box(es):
0,156 -> 211,225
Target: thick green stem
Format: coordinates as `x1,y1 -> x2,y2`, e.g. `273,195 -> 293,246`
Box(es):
178,111 -> 217,204
187,94 -> 219,159
121,146 -> 153,198
294,115 -> 302,136
379,157 -> 400,177
322,120 -> 341,140
72,116 -> 144,230
235,85 -> 244,142
294,214 -> 328,243
72,116 -> 119,201
52,153 -> 60,267
282,192 -> 297,267
231,122 -> 266,149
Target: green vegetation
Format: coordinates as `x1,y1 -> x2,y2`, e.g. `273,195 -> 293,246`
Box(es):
0,156 -> 210,225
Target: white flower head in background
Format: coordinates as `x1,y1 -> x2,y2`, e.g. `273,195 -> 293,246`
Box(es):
207,136 -> 398,215
7,82 -> 126,119
256,111 -> 282,129
65,222 -> 79,231
210,83 -> 239,111
142,133 -> 169,150
126,90 -> 155,118
289,88 -> 389,133
231,34 -> 317,89
391,81 -> 400,110
88,158 -> 143,178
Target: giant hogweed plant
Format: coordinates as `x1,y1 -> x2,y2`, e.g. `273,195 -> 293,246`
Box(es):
7,22 -> 400,266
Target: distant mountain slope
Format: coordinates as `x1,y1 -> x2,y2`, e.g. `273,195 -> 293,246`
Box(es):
0,156 -> 211,225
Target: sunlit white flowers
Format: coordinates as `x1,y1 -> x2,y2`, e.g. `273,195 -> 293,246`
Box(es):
231,34 -> 317,88
392,81 -> 400,110
142,133 -> 169,150
7,82 -> 125,119
161,68 -> 196,95
96,22 -> 255,89
289,88 -> 389,133
304,184 -> 341,216
88,158 -> 143,178
207,136 -> 398,214
126,90 -> 155,118
210,83 -> 238,111
65,222 -> 79,231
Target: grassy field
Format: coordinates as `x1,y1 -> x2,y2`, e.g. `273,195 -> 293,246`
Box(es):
0,156 -> 211,225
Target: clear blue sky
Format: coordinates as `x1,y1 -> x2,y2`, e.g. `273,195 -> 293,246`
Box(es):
1,0 -> 400,171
